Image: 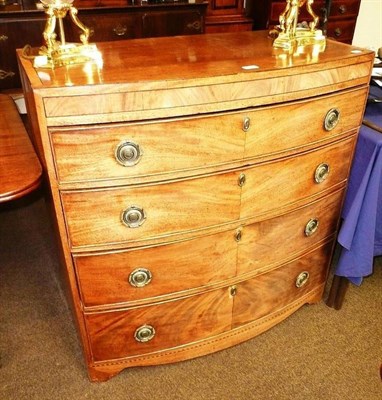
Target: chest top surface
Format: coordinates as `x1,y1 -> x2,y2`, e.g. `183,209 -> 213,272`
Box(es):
18,30 -> 374,91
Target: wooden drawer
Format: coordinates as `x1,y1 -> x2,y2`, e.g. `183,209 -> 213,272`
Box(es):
62,170 -> 242,249
51,115 -> 246,186
269,0 -> 360,23
75,189 -> 343,307
65,13 -> 141,42
233,241 -> 333,328
62,137 -> 354,249
241,136 -> 355,218
85,287 -> 233,361
51,88 -> 366,187
85,242 -> 330,362
328,0 -> 361,19
141,9 -> 205,37
327,19 -> 357,43
237,188 -> 344,275
75,229 -> 238,307
243,88 -> 366,160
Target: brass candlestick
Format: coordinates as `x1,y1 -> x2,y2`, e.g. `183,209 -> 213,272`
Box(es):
34,0 -> 101,68
272,0 -> 325,50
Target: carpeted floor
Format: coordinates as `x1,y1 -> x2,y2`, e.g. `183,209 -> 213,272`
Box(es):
1,190 -> 381,400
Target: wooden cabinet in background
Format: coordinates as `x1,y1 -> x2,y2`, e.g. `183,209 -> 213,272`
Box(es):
205,0 -> 253,33
0,0 -> 208,90
251,0 -> 361,44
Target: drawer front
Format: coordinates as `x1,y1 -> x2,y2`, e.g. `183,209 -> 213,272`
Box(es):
65,13 -> 141,42
244,88 -> 366,160
241,136 -> 355,218
62,171 -> 242,249
75,189 -> 343,307
51,115 -> 246,185
329,0 -> 361,18
142,10 -> 205,37
75,229 -> 238,307
85,287 -> 233,361
237,189 -> 344,276
51,89 -> 365,186
233,241 -> 333,328
327,19 -> 357,43
269,0 -> 360,23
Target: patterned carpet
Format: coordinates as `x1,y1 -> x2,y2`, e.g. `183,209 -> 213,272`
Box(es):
1,190 -> 381,400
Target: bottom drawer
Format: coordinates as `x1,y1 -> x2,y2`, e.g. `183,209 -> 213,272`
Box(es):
85,242 -> 332,362
86,287 -> 233,362
233,241 -> 333,328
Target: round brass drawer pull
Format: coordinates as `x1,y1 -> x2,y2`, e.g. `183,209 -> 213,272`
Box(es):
314,163 -> 330,183
121,205 -> 146,228
115,141 -> 142,166
295,271 -> 310,288
113,24 -> 128,36
134,325 -> 156,343
129,268 -> 152,288
242,117 -> 251,132
305,218 -> 319,236
338,5 -> 347,14
334,28 -> 342,37
324,108 -> 340,131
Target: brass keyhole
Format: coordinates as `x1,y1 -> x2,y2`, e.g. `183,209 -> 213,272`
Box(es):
235,228 -> 242,242
238,173 -> 246,187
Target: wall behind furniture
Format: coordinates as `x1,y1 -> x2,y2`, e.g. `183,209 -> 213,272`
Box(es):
352,0 -> 382,51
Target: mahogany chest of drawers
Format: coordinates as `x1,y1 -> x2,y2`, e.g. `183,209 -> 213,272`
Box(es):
17,31 -> 373,381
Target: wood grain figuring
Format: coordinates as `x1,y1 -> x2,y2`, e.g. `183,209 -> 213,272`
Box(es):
41,62 -> 371,122
86,287 -> 233,361
241,136 -> 355,218
232,242 -> 333,327
51,87 -> 366,188
237,189 -> 344,276
75,229 -> 238,307
0,94 -> 42,202
51,114 -> 246,186
17,31 -> 374,381
62,171 -> 241,249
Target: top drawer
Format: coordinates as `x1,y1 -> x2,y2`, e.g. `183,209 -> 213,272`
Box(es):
51,88 -> 367,188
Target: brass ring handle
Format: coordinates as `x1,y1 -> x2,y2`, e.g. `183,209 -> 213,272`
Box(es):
338,5 -> 347,14
314,163 -> 330,184
295,271 -> 310,288
115,141 -> 142,166
334,28 -> 342,37
134,325 -> 156,342
113,24 -> 127,36
186,20 -> 202,31
121,205 -> 146,228
242,117 -> 251,132
324,108 -> 340,131
305,218 -> 319,236
0,35 -> 8,42
0,69 -> 15,80
129,268 -> 152,288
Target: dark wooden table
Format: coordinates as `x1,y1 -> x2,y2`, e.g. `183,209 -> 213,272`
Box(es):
0,94 -> 42,203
